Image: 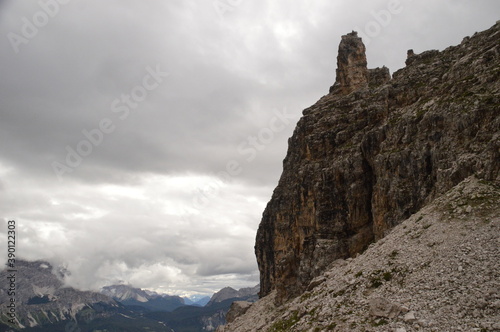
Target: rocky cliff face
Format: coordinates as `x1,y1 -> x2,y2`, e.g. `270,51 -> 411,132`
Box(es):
220,176 -> 500,331
256,22 -> 500,304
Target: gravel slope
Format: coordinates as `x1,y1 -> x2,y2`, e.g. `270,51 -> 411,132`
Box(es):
220,176 -> 500,331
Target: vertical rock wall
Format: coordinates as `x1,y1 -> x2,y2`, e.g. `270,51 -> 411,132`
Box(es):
256,23 -> 500,303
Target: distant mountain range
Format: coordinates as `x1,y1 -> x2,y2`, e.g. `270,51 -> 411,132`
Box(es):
0,260 -> 258,331
101,284 -> 186,312
100,284 -> 259,331
0,260 -> 174,332
206,285 -> 259,306
183,295 -> 211,307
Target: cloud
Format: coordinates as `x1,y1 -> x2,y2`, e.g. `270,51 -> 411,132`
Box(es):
0,168 -> 266,294
0,0 -> 499,295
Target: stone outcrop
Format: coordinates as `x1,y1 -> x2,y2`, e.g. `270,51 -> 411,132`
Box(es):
329,31 -> 368,95
329,32 -> 391,95
225,301 -> 252,323
221,176 -> 500,331
256,22 -> 500,304
368,66 -> 391,87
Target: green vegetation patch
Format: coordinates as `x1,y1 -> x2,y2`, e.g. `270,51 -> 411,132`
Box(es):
268,310 -> 301,332
368,269 -> 394,288
371,318 -> 388,326
388,250 -> 399,259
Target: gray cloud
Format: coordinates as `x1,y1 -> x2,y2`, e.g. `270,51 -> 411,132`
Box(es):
0,0 -> 499,295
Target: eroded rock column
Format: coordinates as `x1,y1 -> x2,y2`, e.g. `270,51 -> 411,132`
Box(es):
330,31 -> 368,95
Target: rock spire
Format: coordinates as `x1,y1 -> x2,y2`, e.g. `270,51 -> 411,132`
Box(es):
330,31 -> 368,94
255,22 -> 500,304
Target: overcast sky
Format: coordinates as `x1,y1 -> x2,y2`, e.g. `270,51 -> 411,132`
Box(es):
0,0 -> 498,297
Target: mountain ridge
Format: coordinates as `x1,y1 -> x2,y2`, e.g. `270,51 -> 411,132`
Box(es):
219,20 -> 499,331
256,20 -> 499,303
0,260 -> 258,331
207,285 -> 259,306
219,176 -> 499,331
101,284 -> 186,312
0,260 -> 122,330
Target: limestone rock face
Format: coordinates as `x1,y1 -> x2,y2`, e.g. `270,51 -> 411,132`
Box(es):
224,176 -> 500,331
368,66 -> 391,87
330,31 -> 368,95
256,22 -> 500,303
225,301 -> 252,323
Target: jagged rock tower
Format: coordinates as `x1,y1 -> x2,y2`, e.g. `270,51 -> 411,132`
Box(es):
255,25 -> 499,304
330,31 -> 390,95
330,31 -> 368,94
